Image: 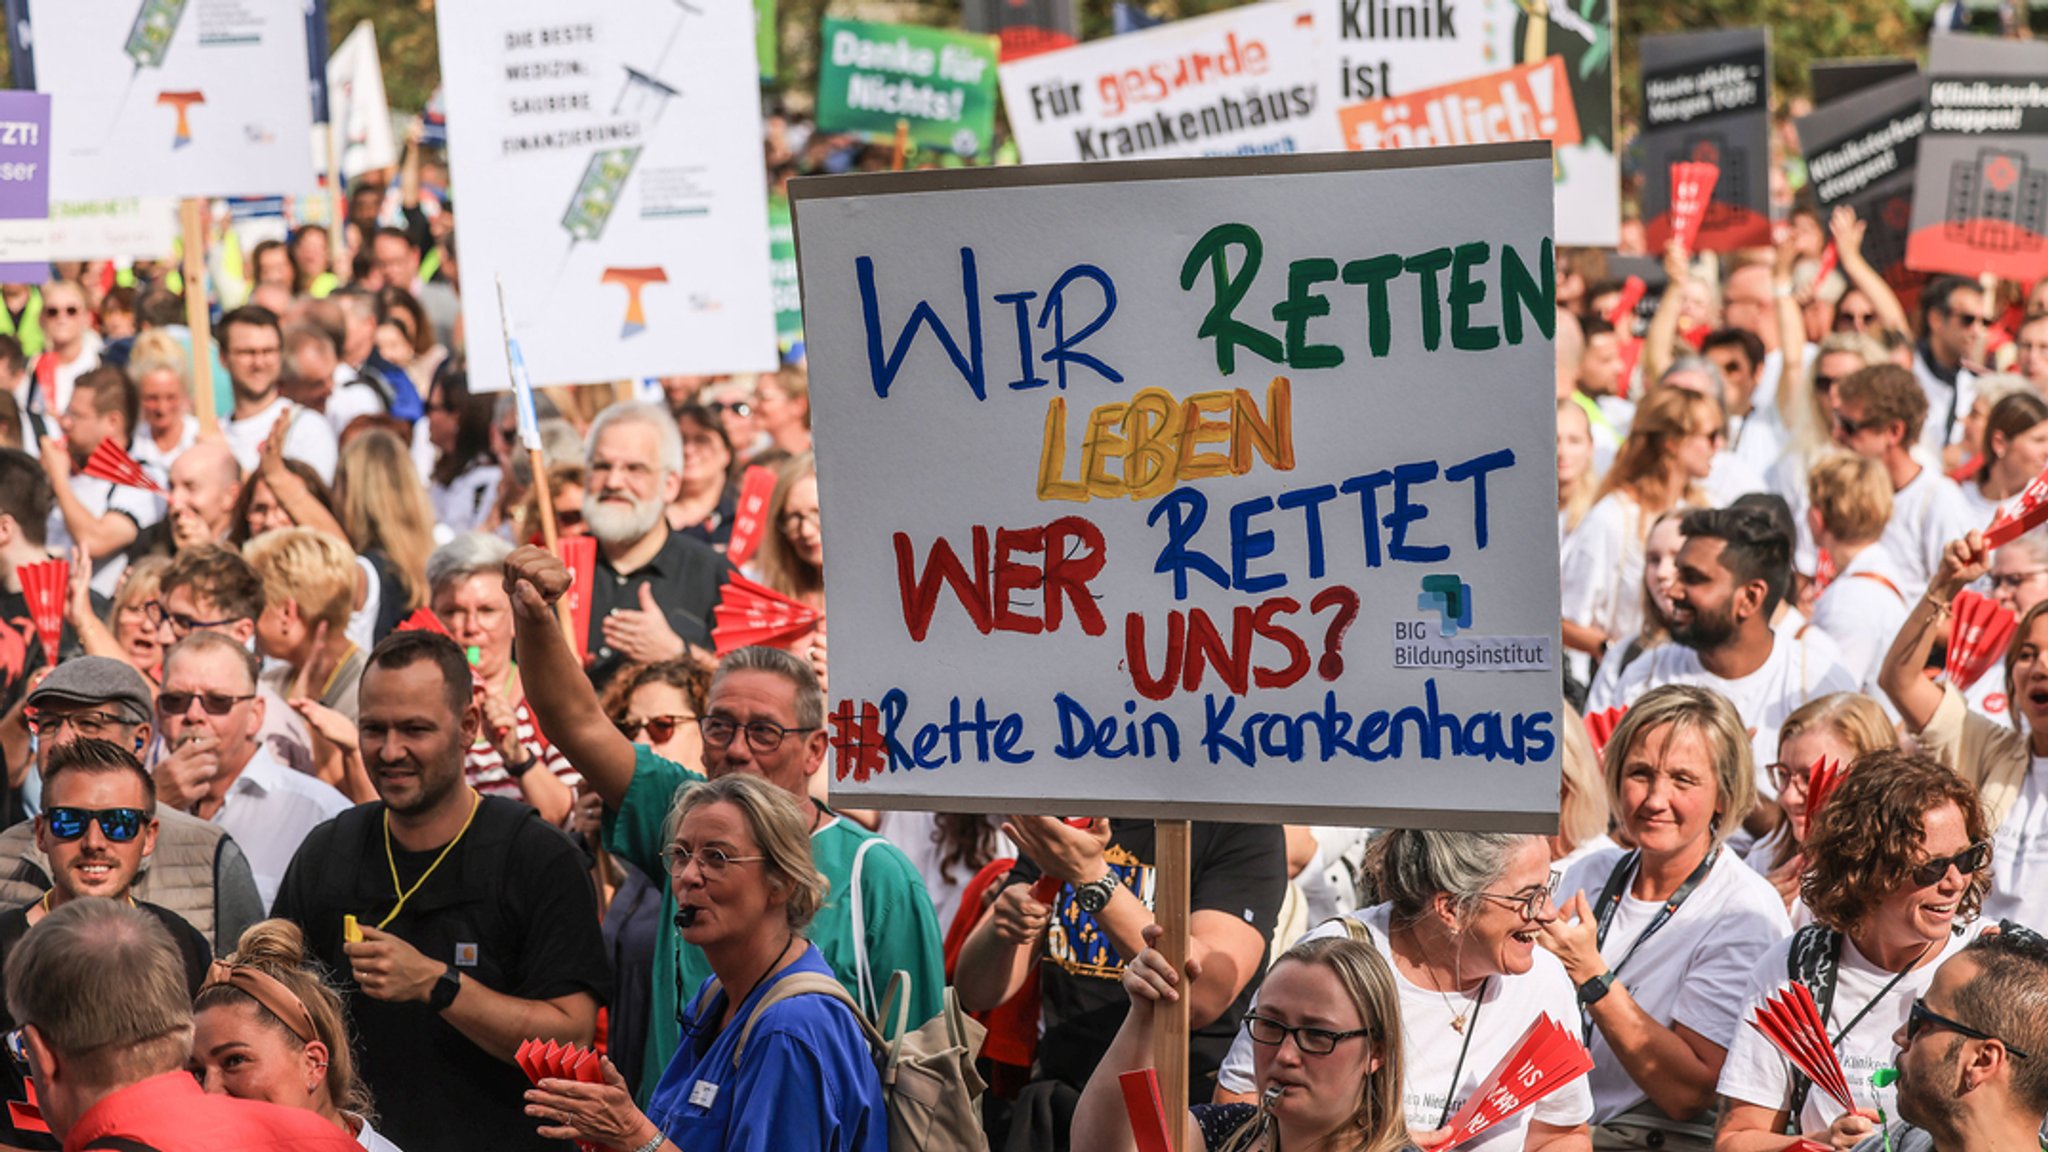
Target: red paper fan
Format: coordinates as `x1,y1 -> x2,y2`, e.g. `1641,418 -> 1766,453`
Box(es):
1984,466 -> 2048,549
1669,162 -> 1721,254
80,438 -> 163,493
395,608 -> 451,636
1605,276 -> 1647,332
6,1078 -> 47,1135
1804,757 -> 1846,821
1118,1069 -> 1175,1152
1583,705 -> 1628,756
713,572 -> 821,655
723,465 -> 779,567
1814,243 -> 1838,290
1749,983 -> 1854,1110
1434,1015 -> 1594,1149
515,1037 -> 606,1152
558,535 -> 597,666
1812,549 -> 1836,593
1616,338 -> 1645,400
1945,590 -> 2016,691
17,558 -> 66,672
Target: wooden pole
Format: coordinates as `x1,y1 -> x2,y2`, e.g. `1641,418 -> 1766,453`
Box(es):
179,198 -> 218,437
892,118 -> 910,171
1152,819 -> 1192,1152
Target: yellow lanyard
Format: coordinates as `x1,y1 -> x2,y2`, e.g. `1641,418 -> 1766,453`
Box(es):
318,643 -> 359,702
377,791 -> 481,930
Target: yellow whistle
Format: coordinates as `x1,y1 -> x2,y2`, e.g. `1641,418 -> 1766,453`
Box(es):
343,914 -> 362,944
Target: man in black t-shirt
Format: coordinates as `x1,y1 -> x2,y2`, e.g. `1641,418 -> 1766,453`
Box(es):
956,817 -> 1286,1148
0,738 -> 211,1150
273,630 -> 609,1152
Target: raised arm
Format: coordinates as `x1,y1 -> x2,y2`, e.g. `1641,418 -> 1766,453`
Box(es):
1644,240 -> 1692,385
1830,206 -> 1911,338
504,544 -> 637,809
1773,239 -> 1806,389
1879,533 -> 1986,732
1071,924 -> 1208,1152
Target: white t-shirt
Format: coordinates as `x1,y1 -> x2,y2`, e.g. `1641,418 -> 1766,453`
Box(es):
225,397 -> 339,485
1878,466 -> 1978,604
1807,546 -> 1910,700
1765,448 -> 1826,577
1558,848 -> 1792,1122
1217,904 -> 1594,1152
325,377 -> 390,438
1589,634 -> 1859,794
1704,451 -> 1770,509
1718,926 -> 1980,1134
1985,760 -> 2048,929
129,415 -> 199,490
1910,351 -> 1973,456
46,472 -> 164,597
1561,493 -> 1653,644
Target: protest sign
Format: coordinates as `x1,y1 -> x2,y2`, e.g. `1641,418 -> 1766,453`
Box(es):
757,0 -> 777,84
1640,29 -> 1772,253
27,0 -> 317,200
1905,37 -> 2048,281
1797,69 -> 1923,287
768,191 -> 803,353
1810,57 -> 1917,107
44,197 -> 176,261
963,0 -> 1079,61
792,145 -> 1563,830
436,0 -> 778,388
815,18 -> 999,158
0,92 -> 50,281
324,21 -> 396,182
998,0 -> 1342,164
1337,57 -> 1581,152
1314,0 -> 1617,245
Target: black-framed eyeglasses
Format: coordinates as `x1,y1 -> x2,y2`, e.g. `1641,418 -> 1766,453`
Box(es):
1767,762 -> 1809,793
143,600 -> 239,634
1907,998 -> 2031,1059
618,714 -> 697,743
157,691 -> 256,717
23,709 -> 128,738
1477,872 -> 1560,921
698,715 -> 817,752
43,806 -> 147,843
1910,839 -> 1991,887
1244,1012 -> 1374,1056
661,844 -> 766,876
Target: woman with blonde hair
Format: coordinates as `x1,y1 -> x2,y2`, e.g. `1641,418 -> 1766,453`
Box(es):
334,428 -> 436,641
191,918 -> 403,1150
1558,398 -> 1599,545
748,454 -> 824,647
1561,386 -> 1721,660
1077,929 -> 1413,1152
1764,332 -> 1888,573
1747,693 -> 1896,916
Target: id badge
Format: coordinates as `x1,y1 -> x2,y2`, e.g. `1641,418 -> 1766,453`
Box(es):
688,1079 -> 719,1109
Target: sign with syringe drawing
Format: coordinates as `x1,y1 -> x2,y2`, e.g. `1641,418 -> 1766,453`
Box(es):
438,0 -> 780,388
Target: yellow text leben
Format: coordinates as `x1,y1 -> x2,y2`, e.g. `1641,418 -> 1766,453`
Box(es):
1036,377 -> 1294,503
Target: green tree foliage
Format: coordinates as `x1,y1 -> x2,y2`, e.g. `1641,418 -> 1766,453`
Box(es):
1617,0 -> 1920,119
332,0 -> 442,113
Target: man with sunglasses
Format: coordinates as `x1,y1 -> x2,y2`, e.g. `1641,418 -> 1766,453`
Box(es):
1830,365 -> 1978,603
1914,277 -> 1988,464
506,544 -> 946,1102
151,544 -> 316,776
0,657 -> 263,954
0,737 -> 212,1148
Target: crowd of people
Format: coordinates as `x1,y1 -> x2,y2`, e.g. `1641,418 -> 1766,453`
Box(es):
0,78 -> 2035,1152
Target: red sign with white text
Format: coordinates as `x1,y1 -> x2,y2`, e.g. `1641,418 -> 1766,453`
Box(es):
1338,58 -> 1581,153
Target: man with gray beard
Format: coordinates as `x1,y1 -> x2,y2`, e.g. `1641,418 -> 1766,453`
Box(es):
580,401 -> 731,687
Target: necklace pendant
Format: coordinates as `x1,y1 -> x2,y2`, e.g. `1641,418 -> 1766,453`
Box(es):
1450,1014 -> 1467,1034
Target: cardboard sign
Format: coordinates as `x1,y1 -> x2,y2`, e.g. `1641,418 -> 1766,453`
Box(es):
1796,69 -> 1924,287
436,0 -> 778,388
0,91 -> 50,281
28,0 -> 317,200
1640,29 -> 1772,253
997,0 -> 1340,164
792,146 -> 1563,828
1338,57 -> 1580,152
1314,0 -> 1617,245
816,18 -> 999,158
1905,37 -> 2048,281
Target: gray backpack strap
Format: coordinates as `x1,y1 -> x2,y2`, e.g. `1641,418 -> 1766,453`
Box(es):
732,973 -> 887,1068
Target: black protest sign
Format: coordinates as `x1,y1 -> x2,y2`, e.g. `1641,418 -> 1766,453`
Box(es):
1810,57 -> 1917,107
961,0 -> 1078,61
1797,69 -> 1925,286
1640,29 -> 1772,253
1907,36 -> 2048,279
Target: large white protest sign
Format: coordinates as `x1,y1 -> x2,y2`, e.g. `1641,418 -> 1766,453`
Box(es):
437,0 -> 778,388
324,21 -> 397,181
793,145 -> 1562,830
31,0 -> 316,200
998,0 -> 1342,164
1315,0 -> 1619,244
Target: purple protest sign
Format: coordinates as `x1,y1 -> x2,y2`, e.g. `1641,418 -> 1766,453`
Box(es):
0,91 -> 50,284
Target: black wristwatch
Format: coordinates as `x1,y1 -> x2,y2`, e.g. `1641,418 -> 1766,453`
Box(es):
1577,971 -> 1616,1007
1073,873 -> 1119,914
503,751 -> 538,779
429,965 -> 461,1012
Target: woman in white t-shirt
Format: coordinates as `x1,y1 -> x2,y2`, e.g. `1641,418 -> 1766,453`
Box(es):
1956,387 -> 2048,522
1543,686 -> 1791,1147
1584,513 -> 1685,708
1559,398 -> 1600,550
1746,694 -> 1897,921
1216,831 -> 1594,1152
1716,752 -> 1995,1150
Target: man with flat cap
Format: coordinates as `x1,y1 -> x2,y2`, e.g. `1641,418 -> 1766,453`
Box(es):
0,656 -> 262,951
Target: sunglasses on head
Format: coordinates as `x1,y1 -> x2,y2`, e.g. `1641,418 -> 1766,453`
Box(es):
43,807 -> 147,843
1910,839 -> 1990,887
617,714 -> 696,743
157,690 -> 255,716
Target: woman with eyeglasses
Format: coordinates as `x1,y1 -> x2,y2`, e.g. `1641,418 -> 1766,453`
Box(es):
1881,532 -> 2048,931
600,658 -> 710,773
1539,687 -> 1791,1150
525,773 -> 886,1152
191,919 -> 403,1150
1217,829 -> 1593,1152
667,404 -> 737,549
747,454 -> 824,653
1744,694 -> 1896,920
1076,927 -> 1413,1152
1716,752 -> 1993,1152
700,379 -> 768,463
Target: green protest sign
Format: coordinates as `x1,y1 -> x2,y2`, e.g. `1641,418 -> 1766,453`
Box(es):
768,191 -> 802,351
815,17 -> 998,157
757,0 -> 777,84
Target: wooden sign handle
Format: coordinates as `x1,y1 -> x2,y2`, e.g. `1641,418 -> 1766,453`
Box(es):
179,198 -> 217,437
1151,819 -> 1192,1152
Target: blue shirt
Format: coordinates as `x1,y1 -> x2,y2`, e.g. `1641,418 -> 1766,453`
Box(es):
650,945 -> 887,1152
